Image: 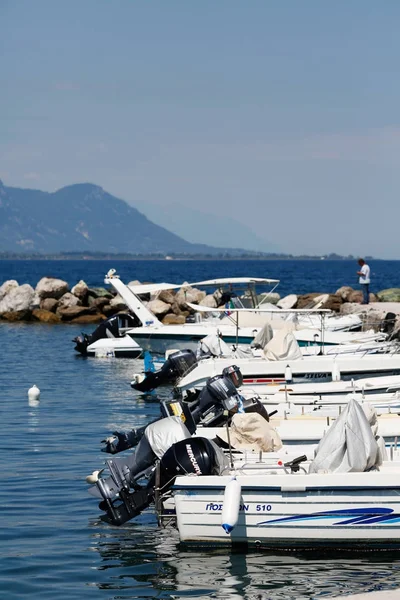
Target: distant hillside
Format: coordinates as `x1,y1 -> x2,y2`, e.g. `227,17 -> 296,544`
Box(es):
0,181 -> 265,256
133,200 -> 277,253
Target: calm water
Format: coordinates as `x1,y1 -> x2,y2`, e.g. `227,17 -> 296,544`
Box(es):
1,258 -> 400,296
2,260 -> 400,599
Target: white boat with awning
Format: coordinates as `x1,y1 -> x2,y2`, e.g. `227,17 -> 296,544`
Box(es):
104,271 -> 380,354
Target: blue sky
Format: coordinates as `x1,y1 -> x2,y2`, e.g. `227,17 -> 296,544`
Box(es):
1,1 -> 400,257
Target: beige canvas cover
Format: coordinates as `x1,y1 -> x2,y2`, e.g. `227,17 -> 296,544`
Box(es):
217,412 -> 283,452
263,327 -> 303,361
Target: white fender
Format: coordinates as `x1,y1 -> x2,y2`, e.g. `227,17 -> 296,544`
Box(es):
332,360 -> 341,382
285,364 -> 292,382
221,477 -> 241,534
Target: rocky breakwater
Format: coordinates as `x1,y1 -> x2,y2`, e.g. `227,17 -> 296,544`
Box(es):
2,276 -> 400,336
280,286 -> 400,335
0,277 -> 117,324
0,277 -> 241,325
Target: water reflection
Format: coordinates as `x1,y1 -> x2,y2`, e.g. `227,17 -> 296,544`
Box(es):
89,523 -> 400,599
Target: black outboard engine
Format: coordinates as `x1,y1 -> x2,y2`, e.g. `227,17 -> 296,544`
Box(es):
190,373 -> 242,426
73,313 -> 139,355
102,371 -> 243,455
103,365 -> 266,456
222,364 -> 243,389
381,312 -> 397,337
131,349 -> 197,392
96,437 -> 224,526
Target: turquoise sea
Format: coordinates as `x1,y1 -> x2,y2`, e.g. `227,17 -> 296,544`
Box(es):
2,259 -> 400,600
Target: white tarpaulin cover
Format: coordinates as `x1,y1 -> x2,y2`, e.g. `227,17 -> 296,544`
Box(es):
263,328 -> 303,361
196,334 -> 233,358
251,322 -> 274,348
144,416 -> 191,458
309,398 -> 381,473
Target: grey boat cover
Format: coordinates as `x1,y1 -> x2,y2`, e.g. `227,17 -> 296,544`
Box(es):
196,333 -> 233,358
144,416 -> 191,459
263,327 -> 303,361
251,322 -> 274,348
309,398 -> 381,474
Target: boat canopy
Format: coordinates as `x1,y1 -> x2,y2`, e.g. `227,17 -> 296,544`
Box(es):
128,277 -> 280,295
128,282 -> 182,295
185,302 -> 332,314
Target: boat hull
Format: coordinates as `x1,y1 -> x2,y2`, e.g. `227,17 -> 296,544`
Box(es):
177,355 -> 400,392
174,473 -> 400,548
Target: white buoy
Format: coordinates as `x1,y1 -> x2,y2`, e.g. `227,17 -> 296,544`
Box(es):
221,477 -> 241,534
28,385 -> 40,401
85,469 -> 104,484
132,373 -> 145,385
331,360 -> 341,382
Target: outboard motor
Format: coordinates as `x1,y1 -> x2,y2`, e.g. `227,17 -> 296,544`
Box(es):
131,349 -> 197,392
381,312 -> 397,336
102,370 -> 244,455
103,366 -> 267,456
93,436 -> 226,526
73,313 -> 139,355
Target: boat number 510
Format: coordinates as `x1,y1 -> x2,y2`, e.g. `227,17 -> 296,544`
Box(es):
256,504 -> 272,512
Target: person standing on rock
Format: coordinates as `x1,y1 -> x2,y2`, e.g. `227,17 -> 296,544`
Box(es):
357,258 -> 370,305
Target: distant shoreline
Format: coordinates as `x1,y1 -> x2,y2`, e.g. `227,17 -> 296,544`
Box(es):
0,253 -> 379,261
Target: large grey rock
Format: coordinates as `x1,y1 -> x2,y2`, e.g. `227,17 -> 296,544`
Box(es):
175,286 -> 206,309
277,294 -> 298,310
30,292 -> 41,310
92,297 -> 110,311
57,306 -> 96,321
109,295 -> 128,311
348,290 -> 378,304
0,284 -> 35,315
156,289 -> 176,305
147,298 -> 171,317
40,298 -> 58,312
170,301 -> 185,316
320,294 -> 342,312
377,288 -> 400,302
57,292 -> 82,310
0,280 -> 19,302
258,292 -> 280,305
35,277 -> 69,300
335,286 -> 355,302
71,280 -> 88,301
341,302 -> 400,318
88,287 -> 113,299
199,294 -> 218,308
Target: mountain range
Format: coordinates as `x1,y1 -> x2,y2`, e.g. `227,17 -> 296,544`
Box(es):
0,181 -> 267,256
133,200 -> 276,254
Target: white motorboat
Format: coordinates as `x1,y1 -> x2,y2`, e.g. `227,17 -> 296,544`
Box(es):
104,271 -> 379,354
105,271 -> 281,353
73,313 -> 143,358
176,352 -> 400,393
173,465 -> 400,548
171,401 -> 400,548
82,336 -> 142,358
